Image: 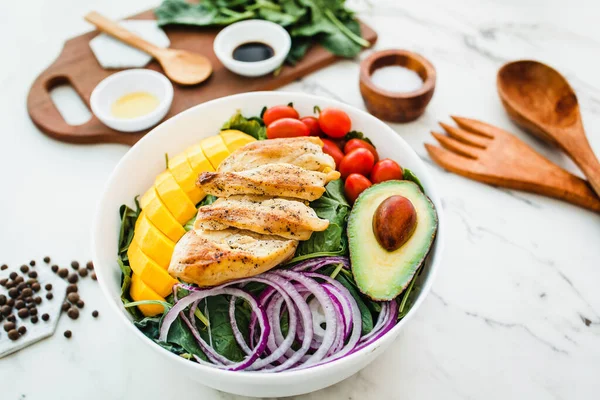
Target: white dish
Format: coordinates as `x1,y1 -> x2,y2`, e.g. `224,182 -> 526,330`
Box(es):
92,92 -> 444,398
213,20 -> 291,77
90,69 -> 173,133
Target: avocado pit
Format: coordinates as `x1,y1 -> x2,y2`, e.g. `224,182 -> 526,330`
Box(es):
373,195 -> 417,251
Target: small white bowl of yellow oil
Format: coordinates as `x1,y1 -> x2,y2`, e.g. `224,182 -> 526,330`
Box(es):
90,69 -> 173,132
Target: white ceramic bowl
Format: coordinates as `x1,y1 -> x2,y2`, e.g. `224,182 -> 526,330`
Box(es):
213,20 -> 291,77
90,69 -> 173,132
92,92 -> 445,398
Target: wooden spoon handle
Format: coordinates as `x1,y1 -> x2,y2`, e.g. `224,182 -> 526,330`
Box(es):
561,135 -> 600,198
84,11 -> 161,58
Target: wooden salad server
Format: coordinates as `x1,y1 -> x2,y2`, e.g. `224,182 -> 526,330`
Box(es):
84,11 -> 212,85
497,60 -> 600,198
425,117 -> 600,213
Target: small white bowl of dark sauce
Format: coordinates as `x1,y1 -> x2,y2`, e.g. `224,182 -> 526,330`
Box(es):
213,20 -> 291,77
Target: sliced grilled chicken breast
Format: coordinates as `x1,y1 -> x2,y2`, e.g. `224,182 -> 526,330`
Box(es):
197,163 -> 341,201
169,229 -> 298,286
194,195 -> 329,240
218,137 -> 336,173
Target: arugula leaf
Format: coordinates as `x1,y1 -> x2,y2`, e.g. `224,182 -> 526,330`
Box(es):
117,202 -> 142,319
343,130 -> 374,146
403,168 -> 425,192
291,179 -> 350,262
221,111 -> 267,140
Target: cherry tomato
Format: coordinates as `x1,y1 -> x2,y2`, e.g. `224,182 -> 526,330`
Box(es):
344,139 -> 379,163
344,174 -> 372,204
301,116 -> 323,137
263,105 -> 299,126
266,118 -> 310,139
318,108 -> 351,138
370,159 -> 403,183
321,139 -> 344,167
338,148 -> 375,179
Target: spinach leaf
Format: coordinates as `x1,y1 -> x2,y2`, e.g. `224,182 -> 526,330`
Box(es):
286,37 -> 312,65
155,0 -> 254,27
184,195 -> 219,231
335,273 -> 373,334
319,16 -> 363,58
221,111 -> 267,140
403,168 -> 424,192
291,179 -> 350,262
117,202 -> 142,319
135,315 -> 208,360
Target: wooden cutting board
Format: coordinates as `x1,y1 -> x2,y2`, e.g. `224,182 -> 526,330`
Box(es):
27,10 -> 377,146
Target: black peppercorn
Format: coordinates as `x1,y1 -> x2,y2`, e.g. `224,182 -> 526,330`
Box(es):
28,271 -> 38,279
7,299 -> 14,307
64,330 -> 72,338
1,305 -> 11,316
20,265 -> 29,273
51,265 -> 59,273
17,308 -> 29,318
71,261 -> 79,270
0,264 -> 7,270
8,288 -> 19,299
29,308 -> 37,316
18,326 -> 26,335
78,268 -> 88,278
67,293 -> 79,303
0,278 -> 6,286
45,283 -> 52,291
92,310 -> 99,318
91,273 -> 97,281
67,307 -> 79,320
46,292 -> 53,300
3,321 -> 15,332
14,300 -> 25,310
7,314 -> 16,322
62,302 -> 70,312
66,284 -> 78,294
86,261 -> 94,270
41,313 -> 49,321
31,316 -> 38,324
14,276 -> 24,284
8,329 -> 19,340
58,268 -> 68,278
67,274 -> 78,284
9,272 -> 17,280
76,300 -> 84,309
34,296 -> 42,304
43,256 -> 51,263
0,295 -> 5,305
21,288 -> 32,298
32,282 -> 41,292
29,260 -> 35,267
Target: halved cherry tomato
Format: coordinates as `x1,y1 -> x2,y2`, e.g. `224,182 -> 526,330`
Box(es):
318,108 -> 351,138
370,159 -> 403,183
344,139 -> 379,163
263,105 -> 299,126
345,174 -> 372,204
266,118 -> 310,139
339,148 -> 375,179
321,139 -> 344,167
301,116 -> 323,137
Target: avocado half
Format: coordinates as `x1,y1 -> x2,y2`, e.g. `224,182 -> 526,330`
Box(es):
347,180 -> 438,301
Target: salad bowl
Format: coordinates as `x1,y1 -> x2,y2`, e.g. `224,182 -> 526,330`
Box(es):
92,91 -> 445,397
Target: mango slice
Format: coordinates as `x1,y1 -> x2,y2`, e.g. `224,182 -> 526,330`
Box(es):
155,171 -> 197,224
168,153 -> 206,205
133,212 -> 175,269
139,188 -> 185,242
128,241 -> 178,297
130,273 -> 166,317
200,135 -> 230,169
185,143 -> 215,176
140,188 -> 153,209
219,129 -> 256,153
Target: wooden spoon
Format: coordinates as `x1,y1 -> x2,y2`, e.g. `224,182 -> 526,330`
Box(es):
85,12 -> 212,86
497,60 -> 600,197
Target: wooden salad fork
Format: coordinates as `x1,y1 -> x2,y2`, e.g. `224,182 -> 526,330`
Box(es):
425,116 -> 600,213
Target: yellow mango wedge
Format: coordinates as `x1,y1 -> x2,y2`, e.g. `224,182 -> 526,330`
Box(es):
155,171 -> 197,224
219,129 -> 256,153
128,241 -> 178,297
168,153 -> 206,205
139,188 -> 185,242
130,273 -> 166,317
185,143 -> 215,177
200,135 -> 230,169
140,188 -> 153,209
133,212 -> 175,269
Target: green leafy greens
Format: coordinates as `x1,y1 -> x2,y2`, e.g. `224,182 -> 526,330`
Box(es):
155,0 -> 369,64
221,110 -> 267,140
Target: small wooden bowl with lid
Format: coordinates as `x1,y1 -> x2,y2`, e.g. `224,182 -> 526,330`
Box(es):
360,49 -> 436,123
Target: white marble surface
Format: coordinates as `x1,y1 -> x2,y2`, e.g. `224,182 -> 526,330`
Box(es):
1,0 -> 600,398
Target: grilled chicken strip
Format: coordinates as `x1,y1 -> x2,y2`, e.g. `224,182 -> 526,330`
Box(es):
194,195 -> 329,240
218,137 -> 337,173
197,163 -> 341,201
169,229 -> 298,286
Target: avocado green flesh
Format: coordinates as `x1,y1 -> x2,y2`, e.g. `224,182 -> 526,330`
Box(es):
347,180 -> 438,301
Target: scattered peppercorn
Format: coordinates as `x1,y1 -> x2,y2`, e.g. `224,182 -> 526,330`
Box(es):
31,282 -> 41,292
15,276 -> 24,284
20,265 -> 29,273
92,310 -> 99,318
67,293 -> 79,303
51,265 -> 59,273
71,261 -> 79,270
1,305 -> 11,316
29,260 -> 35,267
78,268 -> 88,278
86,261 -> 94,270
17,282 -> 27,291
7,315 -> 16,322
0,278 -> 6,286
29,308 -> 38,316
1,264 -> 7,270
91,273 -> 97,281
5,281 -> 14,289
34,296 -> 42,304
45,284 -> 52,291
8,288 -> 18,299
64,330 -> 72,338
17,309 -> 29,318
67,308 -> 79,320
18,326 -> 26,335
3,322 -> 15,332
21,288 -> 32,298
8,329 -> 19,340
62,302 -> 70,312
41,313 -> 49,321
76,300 -> 84,309
58,268 -> 68,278
66,284 -> 78,294
9,272 -> 17,280
43,256 -> 51,263
7,299 -> 14,307
14,300 -> 25,310
31,316 -> 38,324
25,297 -> 33,304
28,271 -> 38,279
46,293 -> 53,300
0,295 -> 5,305
67,274 -> 78,284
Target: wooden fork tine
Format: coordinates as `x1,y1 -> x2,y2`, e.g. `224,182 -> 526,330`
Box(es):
425,143 -> 477,174
431,132 -> 480,159
438,122 -> 489,148
451,116 -> 496,138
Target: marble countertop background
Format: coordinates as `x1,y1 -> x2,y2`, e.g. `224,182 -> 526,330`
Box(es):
1,0 -> 599,398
